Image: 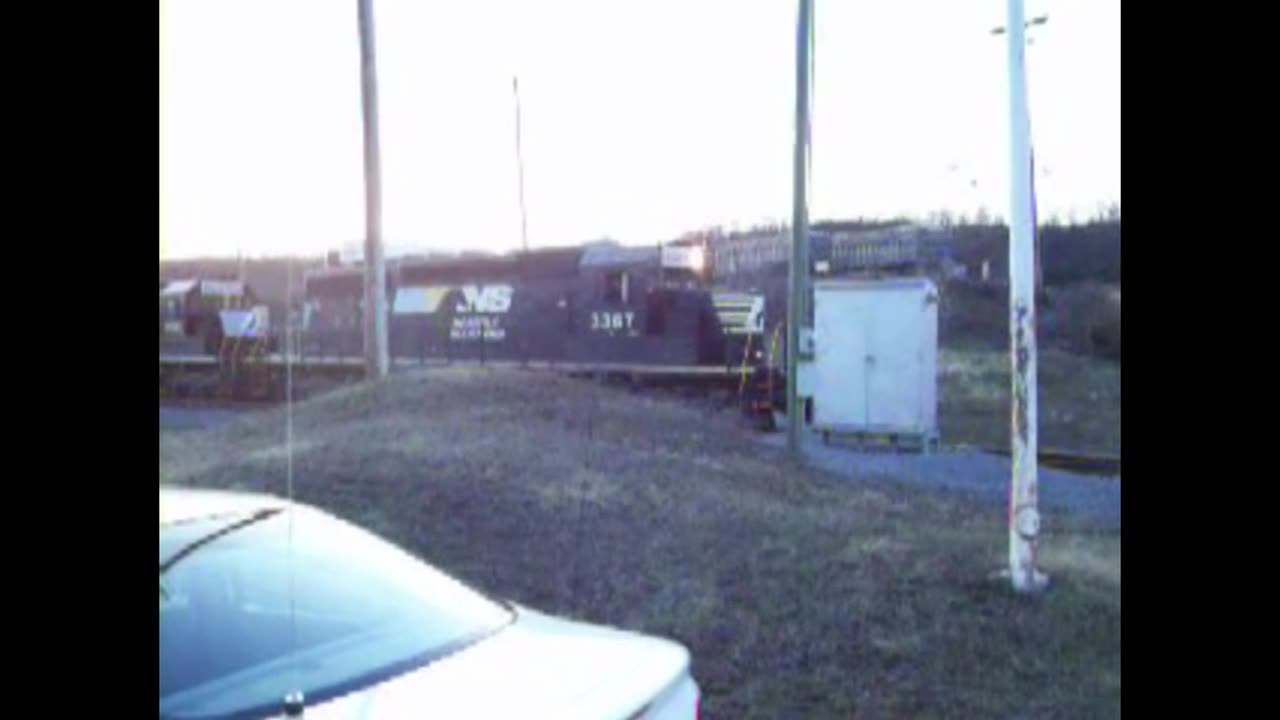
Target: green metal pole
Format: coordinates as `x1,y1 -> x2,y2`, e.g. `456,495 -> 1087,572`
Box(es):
786,0 -> 812,459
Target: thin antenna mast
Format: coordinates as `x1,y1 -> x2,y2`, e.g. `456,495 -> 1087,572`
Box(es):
513,75 -> 529,254
283,257 -> 302,716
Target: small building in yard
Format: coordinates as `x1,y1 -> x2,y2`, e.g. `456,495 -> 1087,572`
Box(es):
799,277 -> 939,449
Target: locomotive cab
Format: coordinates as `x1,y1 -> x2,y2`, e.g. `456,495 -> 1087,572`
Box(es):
160,278 -> 257,354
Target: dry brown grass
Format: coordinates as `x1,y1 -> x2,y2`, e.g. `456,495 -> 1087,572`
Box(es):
940,346 -> 1121,455
161,368 -> 1120,719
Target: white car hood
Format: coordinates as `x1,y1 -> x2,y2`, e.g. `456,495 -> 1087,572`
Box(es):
271,606 -> 694,720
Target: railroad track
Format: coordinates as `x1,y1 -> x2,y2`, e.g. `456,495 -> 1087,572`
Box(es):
979,446 -> 1120,477
159,397 -> 278,411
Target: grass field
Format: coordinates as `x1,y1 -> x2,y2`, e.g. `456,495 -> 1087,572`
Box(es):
160,369 -> 1120,718
939,346 -> 1121,456
936,279 -> 1121,456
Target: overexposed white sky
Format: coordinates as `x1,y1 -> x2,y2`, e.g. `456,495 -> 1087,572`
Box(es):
159,0 -> 1119,259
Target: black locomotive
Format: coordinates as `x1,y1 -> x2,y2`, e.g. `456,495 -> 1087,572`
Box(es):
307,244 -> 760,361
160,278 -> 259,355
301,241 -> 778,418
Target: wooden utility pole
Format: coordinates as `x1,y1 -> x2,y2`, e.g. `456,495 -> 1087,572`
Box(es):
357,0 -> 389,379
786,0 -> 813,460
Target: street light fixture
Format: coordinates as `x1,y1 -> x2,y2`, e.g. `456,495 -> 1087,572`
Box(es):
991,14 -> 1049,35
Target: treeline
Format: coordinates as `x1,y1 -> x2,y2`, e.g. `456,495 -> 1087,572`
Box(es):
708,213 -> 1121,287
160,214 -> 1121,302
945,220 -> 1121,286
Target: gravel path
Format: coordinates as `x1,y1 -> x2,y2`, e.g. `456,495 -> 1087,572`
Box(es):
758,430 -> 1121,531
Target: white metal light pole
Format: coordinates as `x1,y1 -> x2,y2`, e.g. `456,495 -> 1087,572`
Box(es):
1003,0 -> 1048,593
357,0 -> 389,379
994,14 -> 1047,293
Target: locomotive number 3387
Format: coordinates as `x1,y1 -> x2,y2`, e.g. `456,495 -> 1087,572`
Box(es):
590,311 -> 635,332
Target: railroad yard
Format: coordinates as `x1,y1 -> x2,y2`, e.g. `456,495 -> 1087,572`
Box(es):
160,224 -> 1121,718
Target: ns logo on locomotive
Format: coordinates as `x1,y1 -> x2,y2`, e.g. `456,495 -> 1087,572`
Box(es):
451,284 -> 512,342
456,284 -> 513,314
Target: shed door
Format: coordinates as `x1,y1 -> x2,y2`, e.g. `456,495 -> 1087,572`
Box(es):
865,286 -> 921,431
813,288 -> 869,428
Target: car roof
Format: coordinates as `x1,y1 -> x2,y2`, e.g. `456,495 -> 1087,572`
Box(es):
160,487 -> 289,528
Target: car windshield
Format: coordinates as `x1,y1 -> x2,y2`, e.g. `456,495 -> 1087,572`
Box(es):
159,505 -> 513,720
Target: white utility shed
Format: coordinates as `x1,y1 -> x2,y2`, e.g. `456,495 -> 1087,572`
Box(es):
802,277 -> 939,444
